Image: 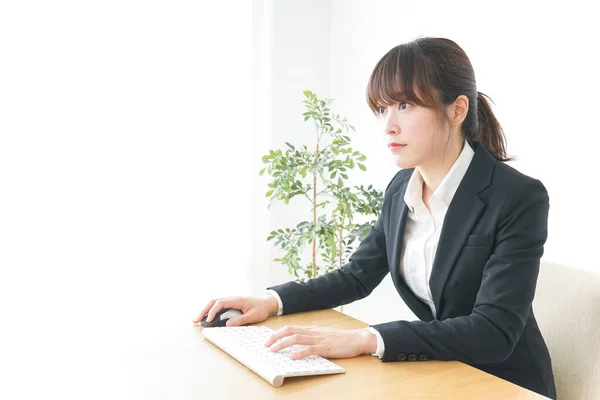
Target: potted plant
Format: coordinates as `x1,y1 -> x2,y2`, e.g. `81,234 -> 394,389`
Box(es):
260,90 -> 384,285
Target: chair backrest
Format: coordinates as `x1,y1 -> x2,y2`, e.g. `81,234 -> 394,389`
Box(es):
532,261 -> 600,400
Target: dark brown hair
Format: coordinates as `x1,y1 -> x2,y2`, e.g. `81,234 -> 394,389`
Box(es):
366,37 -> 511,161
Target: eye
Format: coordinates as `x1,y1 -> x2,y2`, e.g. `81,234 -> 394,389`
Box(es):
374,106 -> 386,116
374,102 -> 411,116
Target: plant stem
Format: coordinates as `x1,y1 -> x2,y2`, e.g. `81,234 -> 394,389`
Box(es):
338,211 -> 344,318
338,211 -> 345,315
312,142 -> 319,278
339,212 -> 344,269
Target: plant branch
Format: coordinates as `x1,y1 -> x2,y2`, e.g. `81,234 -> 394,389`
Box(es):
338,212 -> 344,270
312,141 -> 319,278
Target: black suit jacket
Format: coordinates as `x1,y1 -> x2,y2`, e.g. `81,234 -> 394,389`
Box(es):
268,144 -> 556,399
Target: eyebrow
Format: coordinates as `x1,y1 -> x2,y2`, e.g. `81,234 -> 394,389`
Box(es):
375,94 -> 410,107
392,91 -> 409,100
382,91 -> 409,103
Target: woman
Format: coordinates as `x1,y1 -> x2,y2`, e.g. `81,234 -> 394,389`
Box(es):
193,37 -> 556,399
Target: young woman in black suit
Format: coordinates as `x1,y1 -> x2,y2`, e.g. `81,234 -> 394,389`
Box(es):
194,37 -> 556,399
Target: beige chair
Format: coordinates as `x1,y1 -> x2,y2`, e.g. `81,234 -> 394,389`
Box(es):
533,261 -> 600,400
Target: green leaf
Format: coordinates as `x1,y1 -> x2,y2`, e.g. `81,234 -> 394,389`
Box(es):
358,163 -> 366,171
259,167 -> 266,176
265,190 -> 273,197
341,173 -> 348,179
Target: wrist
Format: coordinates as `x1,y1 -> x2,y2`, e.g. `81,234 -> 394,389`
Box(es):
262,294 -> 279,316
357,328 -> 378,354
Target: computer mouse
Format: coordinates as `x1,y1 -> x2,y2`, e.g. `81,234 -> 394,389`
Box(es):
201,308 -> 243,327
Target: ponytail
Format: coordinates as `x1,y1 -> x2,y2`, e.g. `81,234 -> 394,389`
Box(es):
470,91 -> 512,161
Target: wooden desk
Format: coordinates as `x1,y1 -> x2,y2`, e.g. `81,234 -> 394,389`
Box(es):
126,309 -> 549,399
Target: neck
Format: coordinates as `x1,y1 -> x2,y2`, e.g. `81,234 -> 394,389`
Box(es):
418,138 -> 465,195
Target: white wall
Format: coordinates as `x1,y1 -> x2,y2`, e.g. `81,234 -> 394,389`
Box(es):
251,0 -> 332,293
0,1 -> 252,398
264,0 -> 600,324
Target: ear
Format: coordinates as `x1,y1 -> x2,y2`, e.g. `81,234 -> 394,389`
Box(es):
448,95 -> 469,127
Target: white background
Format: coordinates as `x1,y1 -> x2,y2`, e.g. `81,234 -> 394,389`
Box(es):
1,1 -> 252,398
1,0 -> 598,398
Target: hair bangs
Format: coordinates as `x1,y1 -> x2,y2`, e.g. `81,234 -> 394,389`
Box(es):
366,43 -> 439,114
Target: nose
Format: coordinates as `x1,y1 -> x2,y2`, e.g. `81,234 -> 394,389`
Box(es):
382,109 -> 399,137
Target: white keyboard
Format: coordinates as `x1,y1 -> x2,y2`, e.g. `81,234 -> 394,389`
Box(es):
202,326 -> 345,387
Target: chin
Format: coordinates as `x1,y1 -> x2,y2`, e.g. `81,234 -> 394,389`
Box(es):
393,156 -> 417,169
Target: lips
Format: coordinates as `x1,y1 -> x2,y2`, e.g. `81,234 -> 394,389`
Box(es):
388,143 -> 406,148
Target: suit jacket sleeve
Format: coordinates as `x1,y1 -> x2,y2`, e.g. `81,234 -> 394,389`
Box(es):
371,179 -> 549,364
266,172 -> 403,314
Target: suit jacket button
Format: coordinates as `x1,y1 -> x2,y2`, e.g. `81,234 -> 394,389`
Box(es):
418,354 -> 428,361
408,354 -> 417,361
396,353 -> 407,361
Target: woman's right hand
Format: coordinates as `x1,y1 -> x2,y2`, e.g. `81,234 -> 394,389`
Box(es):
192,295 -> 279,327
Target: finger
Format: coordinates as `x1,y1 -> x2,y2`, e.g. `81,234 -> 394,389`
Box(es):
205,298 -> 243,323
226,310 -> 255,327
290,345 -> 322,360
193,299 -> 218,323
264,325 -> 303,347
264,325 -> 321,347
269,334 -> 318,353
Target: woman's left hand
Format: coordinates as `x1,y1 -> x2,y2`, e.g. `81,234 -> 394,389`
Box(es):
263,325 -> 377,360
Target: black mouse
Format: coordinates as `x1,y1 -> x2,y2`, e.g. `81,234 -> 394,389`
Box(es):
201,307 -> 243,327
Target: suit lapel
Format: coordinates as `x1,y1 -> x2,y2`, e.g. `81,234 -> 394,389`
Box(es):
429,144 -> 495,315
389,189 -> 409,290
389,174 -> 437,321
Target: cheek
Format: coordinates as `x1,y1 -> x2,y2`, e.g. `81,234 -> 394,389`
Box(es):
405,115 -> 436,144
